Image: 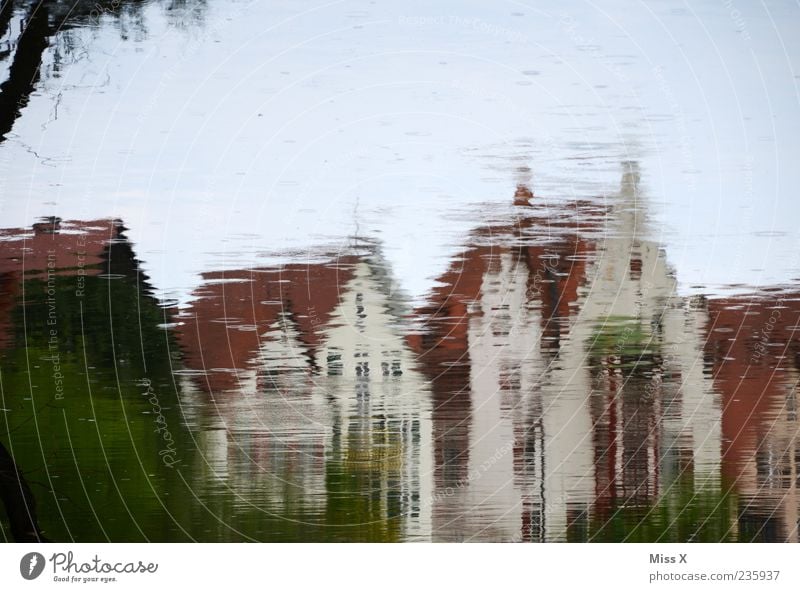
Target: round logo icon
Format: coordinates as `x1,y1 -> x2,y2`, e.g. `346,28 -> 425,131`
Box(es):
20,552 -> 46,580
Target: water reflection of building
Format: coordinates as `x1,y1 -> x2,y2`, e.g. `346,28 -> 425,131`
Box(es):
2,176 -> 798,541
175,243 -> 434,540
576,165 -> 723,537
408,178 -> 607,541
175,257 -> 356,394
410,162 -> 728,541
706,293 -> 800,542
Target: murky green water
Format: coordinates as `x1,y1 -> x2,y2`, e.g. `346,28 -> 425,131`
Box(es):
1,0 -> 798,542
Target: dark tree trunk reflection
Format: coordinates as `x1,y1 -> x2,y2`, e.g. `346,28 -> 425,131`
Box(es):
0,440 -> 48,542
0,1 -> 50,141
0,0 -> 201,142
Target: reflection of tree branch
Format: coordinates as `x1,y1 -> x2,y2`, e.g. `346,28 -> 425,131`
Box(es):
0,0 -> 14,44
0,440 -> 49,542
0,0 -> 205,143
8,136 -> 69,165
0,1 -> 51,142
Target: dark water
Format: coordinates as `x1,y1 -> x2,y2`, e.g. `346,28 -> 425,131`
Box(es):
1,0 -> 799,542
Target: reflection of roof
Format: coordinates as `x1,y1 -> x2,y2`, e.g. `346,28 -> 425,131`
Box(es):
0,218 -> 124,348
405,200 -> 605,501
408,200 -> 604,367
0,218 -> 123,277
175,256 -> 358,393
175,238 -> 421,394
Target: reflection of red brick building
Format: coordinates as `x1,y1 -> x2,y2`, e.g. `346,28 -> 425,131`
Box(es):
705,292 -> 800,540
408,198 -> 602,365
174,257 -> 357,394
406,194 -> 606,539
705,292 -> 800,481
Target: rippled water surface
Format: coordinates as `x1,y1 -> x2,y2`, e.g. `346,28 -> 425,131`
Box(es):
1,0 -> 799,542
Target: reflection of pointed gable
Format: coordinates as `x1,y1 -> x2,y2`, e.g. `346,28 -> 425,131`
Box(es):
315,257 -> 417,379
409,199 -> 603,366
176,257 -> 357,393
405,199 -> 605,507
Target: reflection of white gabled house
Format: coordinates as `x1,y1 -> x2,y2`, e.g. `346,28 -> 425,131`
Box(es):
260,313 -> 316,378
540,162 -> 671,536
559,162 -> 720,519
660,298 -> 721,485
468,162 -> 721,541
460,250 -> 542,541
460,244 -> 596,542
176,245 -> 434,539
312,249 -> 434,541
456,164 -> 661,541
176,316 -> 332,517
575,162 -> 677,325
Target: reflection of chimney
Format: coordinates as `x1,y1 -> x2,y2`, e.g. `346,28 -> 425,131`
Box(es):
513,163 -> 534,206
616,161 -> 643,240
513,184 -> 533,207
621,160 -> 640,189
32,216 -> 61,234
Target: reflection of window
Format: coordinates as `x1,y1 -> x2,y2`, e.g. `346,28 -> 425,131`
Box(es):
566,505 -> 589,542
796,448 -> 800,487
379,350 -> 403,377
326,348 -> 342,376
409,491 -> 420,519
786,388 -> 797,422
738,508 -> 780,542
441,441 -> 466,488
755,443 -> 778,487
629,253 -> 642,280
499,365 -> 521,392
355,377 -> 369,402
355,292 -> 366,328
